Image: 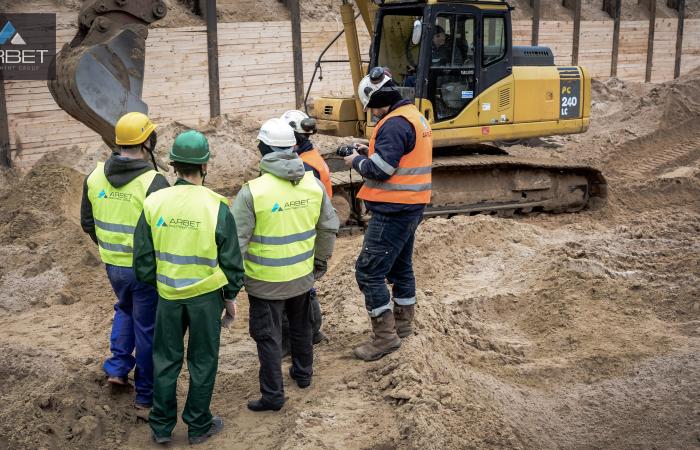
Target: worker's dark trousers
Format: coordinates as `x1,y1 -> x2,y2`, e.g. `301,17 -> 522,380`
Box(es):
149,292 -> 223,439
103,264 -> 158,406
249,292 -> 313,408
355,211 -> 422,317
281,288 -> 322,354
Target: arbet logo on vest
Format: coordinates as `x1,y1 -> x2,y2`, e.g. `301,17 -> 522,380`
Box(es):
98,189 -> 133,202
272,199 -> 311,213
157,216 -> 201,230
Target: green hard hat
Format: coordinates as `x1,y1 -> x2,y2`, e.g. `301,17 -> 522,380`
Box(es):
169,130 -> 210,164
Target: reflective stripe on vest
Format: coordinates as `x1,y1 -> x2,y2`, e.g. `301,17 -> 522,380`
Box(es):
357,104 -> 433,204
143,184 -> 230,300
86,162 -> 158,267
299,148 -> 333,197
244,171 -> 323,283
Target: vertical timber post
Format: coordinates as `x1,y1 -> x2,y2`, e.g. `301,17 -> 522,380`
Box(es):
0,72 -> 10,168
531,0 -> 541,45
644,0 -> 657,82
572,0 -> 582,64
289,0 -> 304,109
206,0 -> 221,118
611,0 -> 621,77
673,0 -> 685,78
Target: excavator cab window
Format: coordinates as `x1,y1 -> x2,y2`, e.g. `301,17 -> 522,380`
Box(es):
483,16 -> 506,66
376,10 -> 423,101
428,14 -> 476,121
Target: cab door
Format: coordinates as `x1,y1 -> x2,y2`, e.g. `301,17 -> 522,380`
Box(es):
477,13 -> 514,126
422,4 -> 480,124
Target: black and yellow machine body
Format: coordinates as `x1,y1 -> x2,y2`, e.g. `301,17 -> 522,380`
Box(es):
312,0 -> 606,225
315,0 -> 590,147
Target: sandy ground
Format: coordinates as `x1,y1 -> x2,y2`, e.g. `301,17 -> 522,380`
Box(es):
1,51 -> 699,449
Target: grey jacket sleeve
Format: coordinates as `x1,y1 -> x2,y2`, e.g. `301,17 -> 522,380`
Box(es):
314,178 -> 339,261
231,184 -> 255,256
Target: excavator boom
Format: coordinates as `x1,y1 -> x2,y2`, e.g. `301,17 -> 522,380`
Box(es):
48,0 -> 167,147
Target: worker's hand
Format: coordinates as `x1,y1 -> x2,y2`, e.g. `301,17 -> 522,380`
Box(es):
343,149 -> 360,167
222,299 -> 237,328
355,144 -> 369,156
313,258 -> 328,280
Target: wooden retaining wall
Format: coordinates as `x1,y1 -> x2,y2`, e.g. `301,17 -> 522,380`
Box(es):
3,16 -> 700,171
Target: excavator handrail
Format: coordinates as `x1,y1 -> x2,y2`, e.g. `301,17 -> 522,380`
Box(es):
303,12 -> 368,114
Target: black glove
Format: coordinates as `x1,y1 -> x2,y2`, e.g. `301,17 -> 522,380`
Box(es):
313,258 -> 328,281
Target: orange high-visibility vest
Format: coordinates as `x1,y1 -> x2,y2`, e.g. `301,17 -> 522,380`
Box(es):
300,148 -> 333,198
357,104 -> 433,204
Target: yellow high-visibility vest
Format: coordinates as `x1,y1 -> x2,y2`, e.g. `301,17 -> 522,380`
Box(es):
143,184 -> 229,300
244,171 -> 323,282
86,162 -> 157,267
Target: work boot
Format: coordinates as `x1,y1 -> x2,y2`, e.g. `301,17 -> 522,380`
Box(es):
394,304 -> 415,338
188,416 -> 224,445
247,399 -> 283,412
312,330 -> 327,345
353,311 -> 402,361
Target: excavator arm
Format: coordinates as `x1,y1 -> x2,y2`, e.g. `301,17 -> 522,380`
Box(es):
48,0 -> 167,147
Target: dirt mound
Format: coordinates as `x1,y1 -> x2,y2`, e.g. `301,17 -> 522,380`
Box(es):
0,149 -> 109,315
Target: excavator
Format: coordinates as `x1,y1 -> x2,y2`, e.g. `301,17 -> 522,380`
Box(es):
312,0 -> 606,223
49,0 -> 606,224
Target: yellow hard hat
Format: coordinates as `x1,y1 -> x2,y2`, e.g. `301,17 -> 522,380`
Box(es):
115,112 -> 157,146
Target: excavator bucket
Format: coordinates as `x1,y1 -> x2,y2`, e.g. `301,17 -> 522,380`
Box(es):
48,0 -> 167,147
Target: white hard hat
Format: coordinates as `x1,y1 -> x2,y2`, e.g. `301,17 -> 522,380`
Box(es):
257,118 -> 296,147
358,67 -> 392,111
280,110 -> 317,134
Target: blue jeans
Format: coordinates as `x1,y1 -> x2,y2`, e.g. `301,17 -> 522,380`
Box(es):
355,212 -> 422,317
103,264 -> 158,406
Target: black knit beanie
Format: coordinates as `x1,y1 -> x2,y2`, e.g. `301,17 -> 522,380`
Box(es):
366,79 -> 403,109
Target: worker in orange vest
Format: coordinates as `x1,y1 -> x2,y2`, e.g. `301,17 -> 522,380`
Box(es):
343,68 -> 433,361
280,110 -> 333,347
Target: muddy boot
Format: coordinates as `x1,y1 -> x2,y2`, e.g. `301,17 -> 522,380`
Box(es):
394,304 -> 415,338
353,311 -> 402,361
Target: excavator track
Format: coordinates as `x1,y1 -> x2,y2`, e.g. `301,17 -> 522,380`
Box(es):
327,152 -> 607,226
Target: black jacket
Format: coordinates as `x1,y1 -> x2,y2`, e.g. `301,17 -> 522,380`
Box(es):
80,153 -> 170,243
352,99 -> 424,216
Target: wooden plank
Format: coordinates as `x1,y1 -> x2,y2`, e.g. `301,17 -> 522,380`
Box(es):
611,0 -> 622,77
532,0 -> 541,45
572,0 -> 582,65
0,74 -> 10,167
674,0 -> 685,78
644,0 -> 656,83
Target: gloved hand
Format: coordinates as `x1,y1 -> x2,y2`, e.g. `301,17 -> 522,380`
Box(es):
222,299 -> 237,328
313,258 -> 328,280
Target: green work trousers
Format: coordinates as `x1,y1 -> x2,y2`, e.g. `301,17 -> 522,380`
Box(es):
148,292 -> 224,439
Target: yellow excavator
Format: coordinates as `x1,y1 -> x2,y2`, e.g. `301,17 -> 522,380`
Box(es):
49,0 -> 606,224
311,0 -> 606,223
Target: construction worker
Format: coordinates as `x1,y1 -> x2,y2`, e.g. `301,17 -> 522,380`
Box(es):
280,109 -> 332,347
232,118 -> 338,411
343,67 -> 433,361
80,112 -> 169,409
132,130 -> 244,445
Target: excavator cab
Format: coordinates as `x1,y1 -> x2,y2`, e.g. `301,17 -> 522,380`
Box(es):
373,3 -> 506,122
369,1 -> 515,132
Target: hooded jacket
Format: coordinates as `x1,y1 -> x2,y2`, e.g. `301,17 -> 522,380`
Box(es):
80,153 -> 170,244
232,150 -> 339,300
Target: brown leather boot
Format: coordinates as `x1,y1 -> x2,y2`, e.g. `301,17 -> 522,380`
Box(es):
394,304 -> 415,338
353,311 -> 402,361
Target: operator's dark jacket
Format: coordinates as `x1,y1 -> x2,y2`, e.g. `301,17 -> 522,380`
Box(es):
351,98 -> 422,216
132,178 -> 245,301
80,153 -> 170,244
